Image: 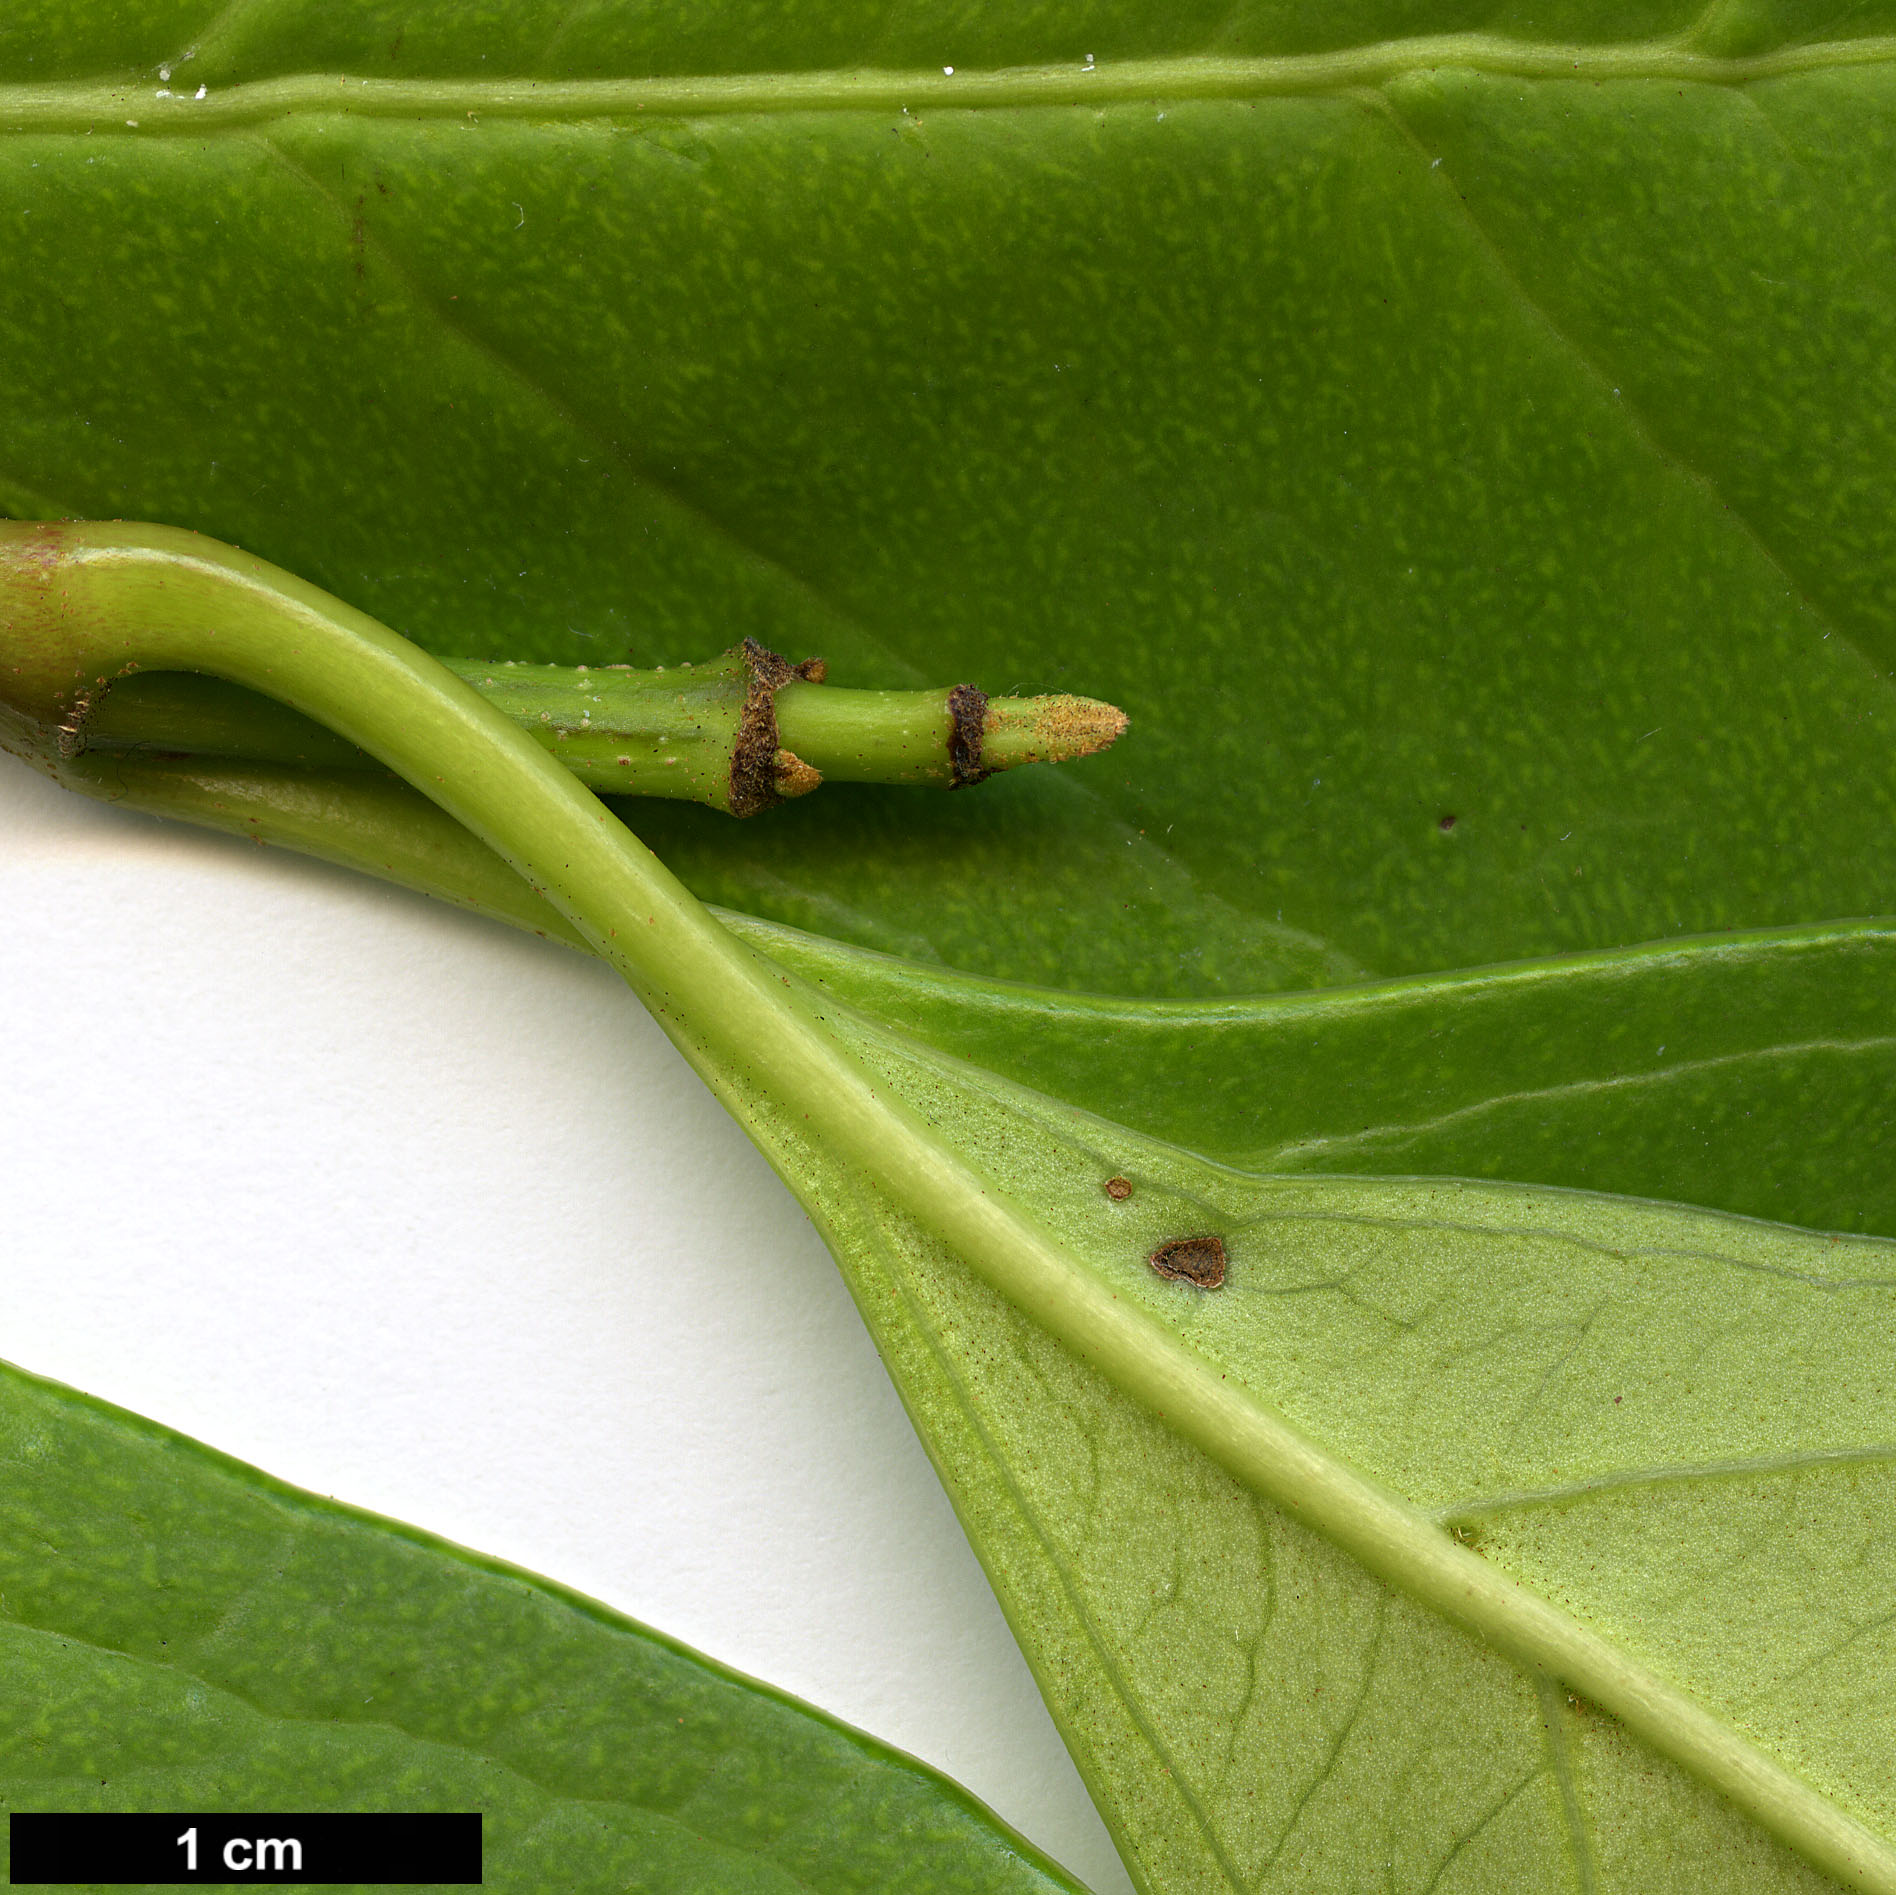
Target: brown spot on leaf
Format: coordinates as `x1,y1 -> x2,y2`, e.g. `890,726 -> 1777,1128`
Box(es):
1149,1235 -> 1226,1289
1438,813 -> 1457,831
1104,1176 -> 1133,1202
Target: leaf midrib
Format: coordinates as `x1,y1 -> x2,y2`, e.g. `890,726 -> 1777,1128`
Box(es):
5,32 -> 1896,134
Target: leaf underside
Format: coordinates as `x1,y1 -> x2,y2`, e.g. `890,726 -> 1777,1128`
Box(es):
7,5 -> 1896,1892
747,997 -> 1896,1895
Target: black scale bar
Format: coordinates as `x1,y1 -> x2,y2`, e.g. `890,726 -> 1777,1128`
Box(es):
9,1813 -> 480,1884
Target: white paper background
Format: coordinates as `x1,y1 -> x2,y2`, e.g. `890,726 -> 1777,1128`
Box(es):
0,753 -> 1132,1894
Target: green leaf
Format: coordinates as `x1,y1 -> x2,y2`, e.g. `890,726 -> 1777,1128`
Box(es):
7,18 -> 1896,996
0,1352 -> 1088,1895
8,7 -> 1896,1893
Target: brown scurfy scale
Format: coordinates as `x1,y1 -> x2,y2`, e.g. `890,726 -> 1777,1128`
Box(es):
945,682 -> 993,788
1104,1176 -> 1133,1202
729,638 -> 826,817
1148,1235 -> 1226,1290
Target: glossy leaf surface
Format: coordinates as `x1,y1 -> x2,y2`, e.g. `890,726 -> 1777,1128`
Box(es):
6,15 -> 1896,995
0,1354 -> 1086,1895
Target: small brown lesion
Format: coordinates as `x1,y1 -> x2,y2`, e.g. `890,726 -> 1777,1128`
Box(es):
1104,1176 -> 1133,1202
1149,1235 -> 1226,1289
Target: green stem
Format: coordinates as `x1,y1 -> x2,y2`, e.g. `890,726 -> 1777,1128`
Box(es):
73,671 -> 370,770
68,627 -> 1124,814
772,680 -> 968,785
5,519 -> 1891,1895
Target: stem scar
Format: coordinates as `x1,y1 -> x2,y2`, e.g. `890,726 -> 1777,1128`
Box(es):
946,682 -> 991,788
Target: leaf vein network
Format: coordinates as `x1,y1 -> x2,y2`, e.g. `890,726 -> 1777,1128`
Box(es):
1264,1036 -> 1896,1170
1239,1205 -> 1896,1294
1256,1590 -> 1388,1876
1416,1761 -> 1547,1895
1534,1672 -> 1600,1895
1438,1442 -> 1896,1524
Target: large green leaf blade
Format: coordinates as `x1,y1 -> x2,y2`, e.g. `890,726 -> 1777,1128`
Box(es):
9,36 -> 1896,992
0,1355 -> 1090,1895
